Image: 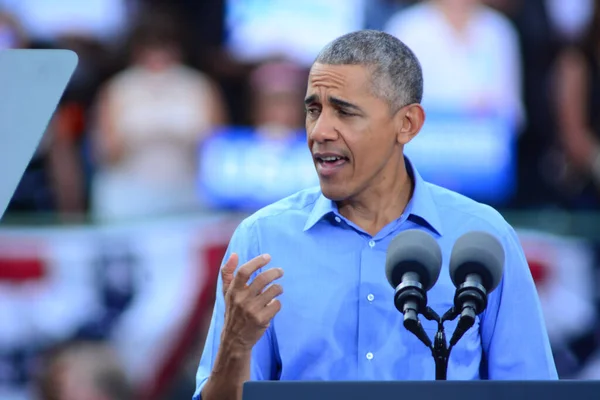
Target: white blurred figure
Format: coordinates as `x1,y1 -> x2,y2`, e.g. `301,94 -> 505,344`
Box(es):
90,11 -> 228,222
385,0 -> 524,125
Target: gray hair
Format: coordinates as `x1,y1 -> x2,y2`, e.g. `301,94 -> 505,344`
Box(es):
314,30 -> 423,112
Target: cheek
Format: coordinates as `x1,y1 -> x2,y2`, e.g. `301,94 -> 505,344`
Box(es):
347,124 -> 394,169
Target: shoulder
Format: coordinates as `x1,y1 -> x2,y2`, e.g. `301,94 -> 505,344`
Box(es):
107,67 -> 141,86
103,67 -> 145,96
236,187 -> 322,232
477,5 -> 519,38
176,65 -> 212,85
426,182 -> 513,239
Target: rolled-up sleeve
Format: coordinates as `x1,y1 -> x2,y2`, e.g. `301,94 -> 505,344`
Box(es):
480,225 -> 558,379
193,219 -> 279,400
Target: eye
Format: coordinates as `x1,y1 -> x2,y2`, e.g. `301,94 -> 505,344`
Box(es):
337,109 -> 354,117
306,107 -> 320,118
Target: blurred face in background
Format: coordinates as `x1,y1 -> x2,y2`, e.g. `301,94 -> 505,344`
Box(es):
251,61 -> 307,133
255,89 -> 304,130
133,41 -> 181,71
305,63 -> 408,202
40,343 -> 131,400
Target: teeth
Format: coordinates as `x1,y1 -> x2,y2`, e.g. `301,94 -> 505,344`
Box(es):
321,156 -> 341,162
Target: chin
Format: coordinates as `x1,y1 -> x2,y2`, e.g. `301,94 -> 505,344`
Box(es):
319,182 -> 350,202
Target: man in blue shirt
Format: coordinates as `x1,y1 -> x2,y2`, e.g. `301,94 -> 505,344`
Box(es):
194,30 -> 558,400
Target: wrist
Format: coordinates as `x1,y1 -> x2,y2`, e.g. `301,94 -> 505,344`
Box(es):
219,333 -> 254,360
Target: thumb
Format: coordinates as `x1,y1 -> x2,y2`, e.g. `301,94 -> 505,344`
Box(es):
221,253 -> 238,297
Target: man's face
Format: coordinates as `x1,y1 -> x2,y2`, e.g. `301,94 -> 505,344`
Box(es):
305,63 -> 402,201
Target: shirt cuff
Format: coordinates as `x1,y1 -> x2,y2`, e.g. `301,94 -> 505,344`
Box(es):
192,377 -> 208,400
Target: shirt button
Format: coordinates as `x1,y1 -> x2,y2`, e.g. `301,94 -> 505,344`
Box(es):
368,240 -> 375,248
366,352 -> 374,360
334,216 -> 341,223
367,294 -> 375,302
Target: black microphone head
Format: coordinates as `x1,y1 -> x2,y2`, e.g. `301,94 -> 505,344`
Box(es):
385,229 -> 442,291
449,231 -> 505,293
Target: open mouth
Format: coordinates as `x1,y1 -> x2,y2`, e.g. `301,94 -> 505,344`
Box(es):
316,155 -> 349,167
314,154 -> 349,176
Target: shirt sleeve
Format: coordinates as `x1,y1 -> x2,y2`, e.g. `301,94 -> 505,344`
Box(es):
480,225 -> 558,379
193,219 -> 279,400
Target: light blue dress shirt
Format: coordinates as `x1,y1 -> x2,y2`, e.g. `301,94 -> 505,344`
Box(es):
193,158 -> 558,399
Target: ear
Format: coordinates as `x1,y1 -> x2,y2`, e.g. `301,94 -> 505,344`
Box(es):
394,104 -> 425,145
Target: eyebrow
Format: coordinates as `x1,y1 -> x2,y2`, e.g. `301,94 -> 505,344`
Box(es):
304,94 -> 363,113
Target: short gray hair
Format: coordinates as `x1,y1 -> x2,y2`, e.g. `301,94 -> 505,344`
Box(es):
314,30 -> 423,112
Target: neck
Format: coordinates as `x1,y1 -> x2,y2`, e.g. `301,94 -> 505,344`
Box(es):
434,1 -> 476,35
337,155 -> 413,236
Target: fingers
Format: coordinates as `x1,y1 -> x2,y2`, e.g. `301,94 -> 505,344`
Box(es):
221,253 -> 238,296
258,299 -> 282,322
231,254 -> 272,290
248,267 -> 284,296
254,283 -> 283,307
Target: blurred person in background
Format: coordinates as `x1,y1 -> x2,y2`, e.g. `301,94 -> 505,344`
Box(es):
196,59 -> 316,211
249,59 -> 307,139
90,9 -> 228,221
483,0 -> 563,209
554,0 -> 600,209
1,10 -> 86,220
385,0 -> 523,126
484,0 -> 596,209
37,341 -> 132,400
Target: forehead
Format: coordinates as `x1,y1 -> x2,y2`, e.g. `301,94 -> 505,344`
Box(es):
306,63 -> 372,96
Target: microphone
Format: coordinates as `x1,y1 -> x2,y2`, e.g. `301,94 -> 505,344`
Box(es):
386,229 -> 442,342
447,231 -> 504,346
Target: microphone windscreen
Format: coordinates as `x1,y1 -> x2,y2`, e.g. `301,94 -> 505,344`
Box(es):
449,231 -> 505,292
385,229 -> 442,291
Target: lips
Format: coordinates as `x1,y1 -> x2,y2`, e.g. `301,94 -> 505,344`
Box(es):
313,152 -> 349,177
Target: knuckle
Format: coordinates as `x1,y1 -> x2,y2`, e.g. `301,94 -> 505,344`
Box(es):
231,294 -> 245,308
263,268 -> 280,283
237,267 -> 250,280
253,273 -> 267,287
272,283 -> 283,294
249,311 -> 263,325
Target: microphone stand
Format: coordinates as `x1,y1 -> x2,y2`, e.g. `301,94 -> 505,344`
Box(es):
394,280 -> 480,380
408,305 -> 475,380
421,307 -> 448,380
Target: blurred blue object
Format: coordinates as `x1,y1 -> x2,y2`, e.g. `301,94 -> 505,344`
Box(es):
405,109 -> 518,205
198,110 -> 517,210
198,127 -> 319,210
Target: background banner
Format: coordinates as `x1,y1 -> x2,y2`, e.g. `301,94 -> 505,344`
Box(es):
0,215 -> 598,399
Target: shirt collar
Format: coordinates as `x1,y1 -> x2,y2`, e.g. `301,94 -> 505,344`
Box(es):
303,156 -> 444,236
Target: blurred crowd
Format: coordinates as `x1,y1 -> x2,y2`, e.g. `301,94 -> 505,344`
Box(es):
1,0 -> 600,223
2,0 -> 600,399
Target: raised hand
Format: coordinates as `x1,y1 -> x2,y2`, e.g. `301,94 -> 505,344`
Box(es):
221,254 -> 284,352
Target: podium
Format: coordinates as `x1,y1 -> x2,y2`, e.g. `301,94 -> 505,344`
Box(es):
243,380 -> 600,400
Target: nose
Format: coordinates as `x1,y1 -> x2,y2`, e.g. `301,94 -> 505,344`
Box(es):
308,111 -> 339,143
